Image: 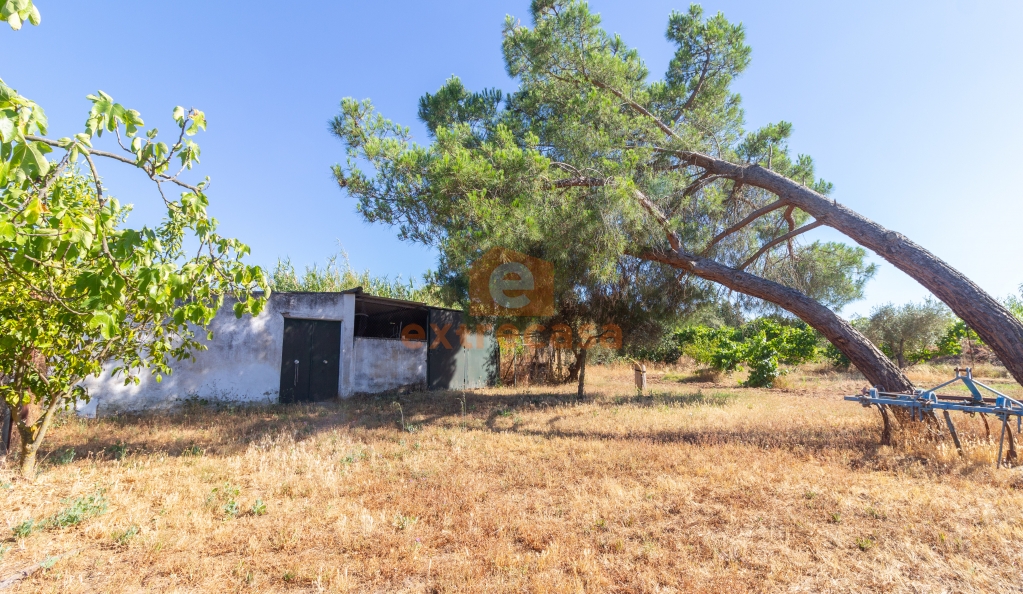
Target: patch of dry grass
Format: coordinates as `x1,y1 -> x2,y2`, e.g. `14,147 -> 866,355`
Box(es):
1,365 -> 1022,592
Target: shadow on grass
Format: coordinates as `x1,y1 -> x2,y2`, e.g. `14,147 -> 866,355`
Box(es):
31,387 -> 928,474
611,390 -> 737,408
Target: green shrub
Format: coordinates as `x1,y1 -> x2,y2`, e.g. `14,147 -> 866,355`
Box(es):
652,319 -> 824,388
740,333 -> 780,388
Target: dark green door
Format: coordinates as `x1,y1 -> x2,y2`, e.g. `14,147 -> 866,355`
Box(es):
279,319 -> 341,403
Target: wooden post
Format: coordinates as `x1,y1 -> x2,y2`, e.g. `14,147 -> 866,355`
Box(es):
634,363 -> 647,393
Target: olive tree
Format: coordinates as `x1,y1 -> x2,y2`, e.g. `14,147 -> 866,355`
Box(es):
858,300 -> 952,368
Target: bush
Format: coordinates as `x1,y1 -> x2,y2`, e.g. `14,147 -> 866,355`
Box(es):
824,342 -> 851,369
648,318 -> 825,388
740,333 -> 780,388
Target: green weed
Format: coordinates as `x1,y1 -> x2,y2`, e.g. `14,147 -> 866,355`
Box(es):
12,518 -> 38,538
53,448 -> 76,465
392,512 -> 418,531
106,440 -> 129,460
113,524 -> 140,546
51,493 -> 108,528
181,444 -> 205,457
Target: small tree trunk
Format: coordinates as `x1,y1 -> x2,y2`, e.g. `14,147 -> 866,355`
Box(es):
16,400 -> 61,480
576,348 -> 587,399
19,437 -> 38,479
567,354 -> 580,383
1,404 -> 11,458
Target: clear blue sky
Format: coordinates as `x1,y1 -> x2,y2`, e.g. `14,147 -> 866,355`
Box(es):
3,1 -> 1021,317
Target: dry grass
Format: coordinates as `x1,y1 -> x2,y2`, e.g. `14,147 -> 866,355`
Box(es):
2,364 -> 1023,592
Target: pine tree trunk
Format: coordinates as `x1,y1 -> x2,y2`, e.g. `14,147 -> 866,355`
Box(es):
645,249 -> 914,393
690,155 -> 1023,386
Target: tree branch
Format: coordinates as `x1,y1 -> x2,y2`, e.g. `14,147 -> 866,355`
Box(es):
553,176 -> 610,188
678,48 -> 713,113
589,80 -> 682,141
783,205 -> 796,257
682,172 -> 722,198
702,199 -> 787,255
737,220 -> 823,271
25,135 -> 202,194
632,188 -> 681,252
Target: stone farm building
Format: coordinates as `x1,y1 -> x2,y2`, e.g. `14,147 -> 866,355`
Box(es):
78,290 -> 495,416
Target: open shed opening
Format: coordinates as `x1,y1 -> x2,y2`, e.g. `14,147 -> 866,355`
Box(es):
354,296 -> 429,339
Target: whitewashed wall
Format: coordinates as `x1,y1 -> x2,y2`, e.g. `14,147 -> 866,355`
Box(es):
351,337 -> 427,394
78,293 -> 356,416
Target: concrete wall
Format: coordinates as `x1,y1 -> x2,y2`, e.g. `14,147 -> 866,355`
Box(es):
351,337 -> 426,394
78,292 -> 356,416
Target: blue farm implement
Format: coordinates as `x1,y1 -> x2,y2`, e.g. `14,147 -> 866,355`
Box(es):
845,368 -> 1023,468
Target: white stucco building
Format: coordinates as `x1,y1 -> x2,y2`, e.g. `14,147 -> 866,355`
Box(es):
78,290 -> 494,417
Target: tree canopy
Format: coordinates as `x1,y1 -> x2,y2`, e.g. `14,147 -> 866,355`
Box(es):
331,1 -> 905,391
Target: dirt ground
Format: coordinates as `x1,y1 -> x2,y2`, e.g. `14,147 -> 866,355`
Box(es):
1,363 -> 1022,593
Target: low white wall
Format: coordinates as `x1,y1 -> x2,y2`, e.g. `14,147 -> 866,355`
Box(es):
78,293 -> 356,416
351,337 -> 426,394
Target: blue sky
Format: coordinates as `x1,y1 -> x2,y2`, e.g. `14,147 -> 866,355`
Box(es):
3,0 -> 1021,317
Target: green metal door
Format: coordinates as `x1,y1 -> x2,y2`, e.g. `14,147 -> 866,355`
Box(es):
427,309 -> 495,390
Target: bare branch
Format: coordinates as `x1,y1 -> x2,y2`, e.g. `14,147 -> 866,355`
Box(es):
726,180 -> 744,204
737,220 -> 823,271
783,205 -> 796,257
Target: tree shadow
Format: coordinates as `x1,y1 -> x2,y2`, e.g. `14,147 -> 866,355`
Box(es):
30,387 -> 923,475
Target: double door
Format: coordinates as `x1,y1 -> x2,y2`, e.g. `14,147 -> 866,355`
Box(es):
279,319 -> 342,403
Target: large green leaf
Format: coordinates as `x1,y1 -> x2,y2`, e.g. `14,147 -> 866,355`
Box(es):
11,141 -> 49,178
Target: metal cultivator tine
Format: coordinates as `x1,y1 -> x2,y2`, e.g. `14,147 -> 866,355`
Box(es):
1007,421 -> 1018,467
941,411 -> 963,456
845,371 -> 1023,469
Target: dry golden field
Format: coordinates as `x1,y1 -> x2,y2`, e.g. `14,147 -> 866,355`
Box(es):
1,364 -> 1022,593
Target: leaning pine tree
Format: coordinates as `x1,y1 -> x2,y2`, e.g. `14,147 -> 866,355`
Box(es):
496,1 -> 1023,385
330,1 -> 916,395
